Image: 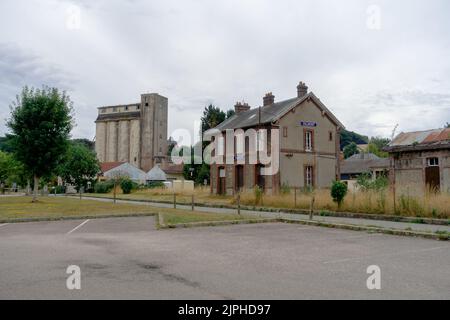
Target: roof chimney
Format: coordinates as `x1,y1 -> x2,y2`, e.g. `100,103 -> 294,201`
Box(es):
234,101 -> 251,114
297,81 -> 308,98
263,92 -> 275,106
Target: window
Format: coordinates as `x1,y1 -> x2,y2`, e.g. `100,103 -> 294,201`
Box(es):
145,103 -> 149,107
283,127 -> 288,138
329,131 -> 333,141
304,129 -> 313,152
125,106 -> 128,111
305,165 -> 314,187
427,157 -> 439,167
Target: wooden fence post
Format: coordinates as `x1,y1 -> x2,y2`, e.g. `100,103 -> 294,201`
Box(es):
191,194 -> 194,211
173,193 -> 176,209
294,188 -> 297,208
237,193 -> 241,215
309,196 -> 315,220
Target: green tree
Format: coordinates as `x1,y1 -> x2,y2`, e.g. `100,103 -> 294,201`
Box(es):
201,104 -> 226,133
331,181 -> 348,209
120,178 -> 134,194
7,86 -> 74,202
445,122 -> 450,128
200,104 -> 235,133
58,142 -> 100,198
343,142 -> 359,159
72,138 -> 95,151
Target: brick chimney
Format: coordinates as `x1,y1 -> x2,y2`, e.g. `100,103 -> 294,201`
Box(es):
234,101 -> 251,114
263,92 -> 275,106
297,81 -> 308,98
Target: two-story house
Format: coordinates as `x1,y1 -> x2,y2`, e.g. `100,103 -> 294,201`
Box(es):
207,81 -> 345,195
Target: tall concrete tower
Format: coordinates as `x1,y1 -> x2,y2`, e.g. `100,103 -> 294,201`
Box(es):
94,92 -> 168,172
139,93 -> 168,172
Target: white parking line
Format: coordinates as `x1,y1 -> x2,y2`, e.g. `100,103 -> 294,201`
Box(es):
66,220 -> 90,235
0,223 -> 10,228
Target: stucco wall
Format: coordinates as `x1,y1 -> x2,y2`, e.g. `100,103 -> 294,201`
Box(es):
277,99 -> 339,188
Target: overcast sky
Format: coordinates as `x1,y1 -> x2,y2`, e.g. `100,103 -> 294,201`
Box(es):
1,0 -> 449,141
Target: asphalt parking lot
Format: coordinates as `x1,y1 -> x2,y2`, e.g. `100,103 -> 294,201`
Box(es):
0,217 -> 449,299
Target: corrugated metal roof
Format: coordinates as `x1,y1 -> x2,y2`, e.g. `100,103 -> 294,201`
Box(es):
147,165 -> 167,181
205,92 -> 344,134
385,128 -> 450,152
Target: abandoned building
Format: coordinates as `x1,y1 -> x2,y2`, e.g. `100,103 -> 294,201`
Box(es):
95,93 -> 168,172
384,128 -> 450,195
207,81 -> 345,195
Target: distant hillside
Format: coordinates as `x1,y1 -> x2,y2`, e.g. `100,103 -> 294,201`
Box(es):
340,129 -> 369,150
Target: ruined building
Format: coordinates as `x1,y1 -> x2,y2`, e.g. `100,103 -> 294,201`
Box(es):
95,93 -> 168,172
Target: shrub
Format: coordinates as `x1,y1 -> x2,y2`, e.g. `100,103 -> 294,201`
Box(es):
120,179 -> 134,194
254,186 -> 263,206
147,181 -> 165,189
280,183 -> 291,195
331,181 -> 348,208
94,181 -> 114,193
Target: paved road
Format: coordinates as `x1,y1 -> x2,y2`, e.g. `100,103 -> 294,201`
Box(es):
75,195 -> 450,234
0,217 -> 449,299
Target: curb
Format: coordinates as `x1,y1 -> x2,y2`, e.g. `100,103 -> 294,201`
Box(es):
156,213 -> 448,241
75,194 -> 449,226
158,217 -> 281,229
281,219 -> 449,241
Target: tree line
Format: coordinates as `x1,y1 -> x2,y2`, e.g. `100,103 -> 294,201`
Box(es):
1,86 -> 99,202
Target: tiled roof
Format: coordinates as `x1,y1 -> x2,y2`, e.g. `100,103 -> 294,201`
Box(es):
385,128 -> 450,152
100,162 -> 125,173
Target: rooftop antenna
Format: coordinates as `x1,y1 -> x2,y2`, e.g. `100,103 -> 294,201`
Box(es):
391,124 -> 399,141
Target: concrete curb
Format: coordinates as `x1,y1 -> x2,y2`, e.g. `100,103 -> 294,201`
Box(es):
281,219 -> 449,241
158,217 -> 282,229
75,194 -> 449,226
157,213 -> 449,241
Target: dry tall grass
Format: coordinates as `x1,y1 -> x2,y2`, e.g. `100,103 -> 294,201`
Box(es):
237,188 -> 450,219
92,185 -> 450,219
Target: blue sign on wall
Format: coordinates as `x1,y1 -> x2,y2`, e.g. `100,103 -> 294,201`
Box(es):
300,121 -> 317,127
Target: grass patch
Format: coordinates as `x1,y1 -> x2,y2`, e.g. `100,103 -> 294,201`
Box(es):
161,211 -> 250,225
0,196 -> 249,224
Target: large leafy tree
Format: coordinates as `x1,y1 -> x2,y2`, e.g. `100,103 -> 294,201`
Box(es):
343,142 -> 359,159
367,136 -> 390,158
7,86 -> 74,202
58,142 -> 100,198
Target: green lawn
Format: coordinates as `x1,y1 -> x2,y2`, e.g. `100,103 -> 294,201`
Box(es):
0,196 -> 249,225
